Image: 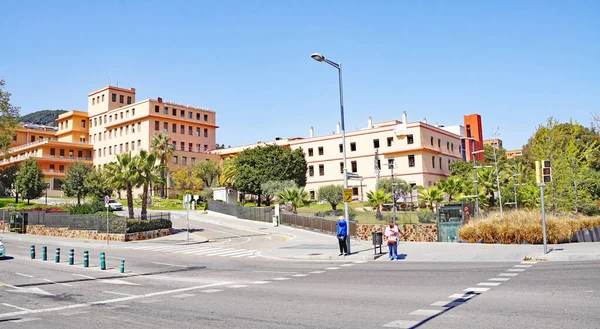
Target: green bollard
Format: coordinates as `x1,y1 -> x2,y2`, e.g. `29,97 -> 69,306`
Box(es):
100,252 -> 106,270
30,245 -> 35,259
69,249 -> 74,265
120,260 -> 125,274
42,246 -> 47,261
83,250 -> 89,268
55,248 -> 60,263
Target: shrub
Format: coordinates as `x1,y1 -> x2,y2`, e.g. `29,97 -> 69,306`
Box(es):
416,210 -> 436,223
126,219 -> 172,233
580,202 -> 600,216
314,208 -> 356,220
65,199 -> 105,215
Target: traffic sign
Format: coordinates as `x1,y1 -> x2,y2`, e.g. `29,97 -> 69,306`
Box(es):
104,195 -> 110,208
343,189 -> 353,202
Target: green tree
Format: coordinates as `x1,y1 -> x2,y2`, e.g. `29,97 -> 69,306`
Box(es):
84,167 -> 113,201
171,166 -> 202,192
106,153 -> 136,218
316,184 -> 344,210
194,159 -> 221,188
262,180 -> 297,205
436,176 -> 464,201
15,158 -> 45,204
366,190 -> 392,219
275,187 -> 309,213
62,162 -> 92,205
132,150 -> 163,220
450,160 -> 474,180
236,144 -> 307,205
219,156 -> 237,187
0,164 -> 19,196
418,187 -> 445,212
150,133 -> 174,198
0,80 -> 21,154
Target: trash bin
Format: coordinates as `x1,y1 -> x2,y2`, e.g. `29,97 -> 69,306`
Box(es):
372,232 -> 383,255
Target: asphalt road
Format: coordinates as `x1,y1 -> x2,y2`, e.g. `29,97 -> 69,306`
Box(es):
1,227 -> 599,328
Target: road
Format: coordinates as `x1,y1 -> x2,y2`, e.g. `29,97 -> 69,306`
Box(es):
1,215 -> 599,328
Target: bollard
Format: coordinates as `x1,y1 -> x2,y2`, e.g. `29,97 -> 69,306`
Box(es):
120,260 -> 125,274
69,249 -> 74,265
30,245 -> 35,259
55,248 -> 60,263
83,250 -> 89,268
42,246 -> 47,261
100,252 -> 106,270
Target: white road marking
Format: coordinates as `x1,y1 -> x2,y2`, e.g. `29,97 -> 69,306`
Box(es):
1,303 -> 30,311
99,279 -> 140,286
181,247 -> 216,254
136,299 -> 162,304
103,291 -> 135,297
192,248 -> 230,255
172,246 -> 213,253
326,267 -> 340,270
383,320 -> 420,328
431,300 -> 464,307
151,262 -> 188,268
310,271 -> 326,274
43,279 -> 72,287
449,293 -> 476,299
489,278 -> 511,282
201,289 -> 222,293
353,261 -> 367,264
272,278 -> 291,281
478,282 -> 501,287
247,255 -> 258,258
292,274 -> 308,277
507,269 -> 526,272
514,264 -> 533,268
409,309 -> 442,316
73,274 -> 95,279
219,250 -> 257,257
172,293 -> 195,298
228,285 -> 249,288
253,271 -> 297,274
499,273 -> 518,277
521,261 -> 538,264
431,301 -> 451,306
232,252 -> 258,258
252,281 -> 270,284
202,249 -> 243,256
15,273 -> 34,278
464,287 -> 490,292
340,264 -> 355,267
60,311 -> 89,316
0,282 -> 231,319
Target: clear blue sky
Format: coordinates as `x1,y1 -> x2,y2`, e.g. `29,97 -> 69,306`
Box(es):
1,0 -> 598,150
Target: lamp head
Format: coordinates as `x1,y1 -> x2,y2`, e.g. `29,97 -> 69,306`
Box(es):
311,53 -> 325,62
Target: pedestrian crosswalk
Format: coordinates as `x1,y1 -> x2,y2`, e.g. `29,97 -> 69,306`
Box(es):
123,245 -> 258,258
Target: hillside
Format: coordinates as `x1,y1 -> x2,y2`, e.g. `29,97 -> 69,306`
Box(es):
19,110 -> 66,127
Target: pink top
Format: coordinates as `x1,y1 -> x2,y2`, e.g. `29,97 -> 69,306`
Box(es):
384,225 -> 399,239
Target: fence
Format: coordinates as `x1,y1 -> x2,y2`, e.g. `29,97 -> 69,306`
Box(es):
280,212 -> 357,237
208,201 -> 274,223
133,212 -> 171,221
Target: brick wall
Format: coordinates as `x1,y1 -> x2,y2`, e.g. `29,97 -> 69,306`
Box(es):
356,223 -> 438,242
25,225 -> 171,242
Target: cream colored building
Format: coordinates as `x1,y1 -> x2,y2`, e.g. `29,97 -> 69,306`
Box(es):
214,112 -> 464,201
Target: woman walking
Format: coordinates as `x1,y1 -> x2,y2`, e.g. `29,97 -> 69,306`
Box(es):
336,216 -> 348,256
384,220 -> 399,260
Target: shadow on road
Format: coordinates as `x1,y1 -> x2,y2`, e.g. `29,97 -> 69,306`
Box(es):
407,292 -> 480,328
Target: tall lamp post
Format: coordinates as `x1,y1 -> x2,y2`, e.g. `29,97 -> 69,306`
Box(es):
311,52 -> 351,254
389,159 -> 396,225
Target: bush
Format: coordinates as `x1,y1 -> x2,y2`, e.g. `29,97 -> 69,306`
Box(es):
126,219 -> 172,233
314,208 -> 357,220
581,202 -> 600,216
416,210 -> 436,223
66,199 -> 105,215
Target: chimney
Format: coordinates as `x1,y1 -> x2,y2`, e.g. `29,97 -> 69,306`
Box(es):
309,127 -> 314,138
402,111 -> 407,124
336,122 -> 341,134
368,117 -> 373,128
423,117 -> 428,124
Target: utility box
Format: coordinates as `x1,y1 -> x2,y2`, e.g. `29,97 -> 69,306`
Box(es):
213,187 -> 237,205
437,202 -> 473,243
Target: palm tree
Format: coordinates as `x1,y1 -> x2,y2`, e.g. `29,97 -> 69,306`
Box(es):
437,176 -> 464,201
105,153 -> 136,219
275,187 -> 308,213
418,187 -> 445,213
150,133 -> 174,198
219,156 -> 237,187
366,189 -> 392,220
477,168 -> 497,207
132,150 -> 164,220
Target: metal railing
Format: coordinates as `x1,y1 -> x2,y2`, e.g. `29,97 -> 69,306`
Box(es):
208,201 -> 273,223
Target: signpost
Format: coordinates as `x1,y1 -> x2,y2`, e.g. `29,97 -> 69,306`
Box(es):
184,194 -> 192,242
343,188 -> 353,203
104,195 -> 110,246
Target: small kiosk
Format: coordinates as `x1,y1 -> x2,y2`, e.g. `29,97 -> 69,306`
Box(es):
437,202 -> 473,242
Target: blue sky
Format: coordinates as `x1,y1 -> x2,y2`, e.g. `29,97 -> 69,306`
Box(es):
1,0 -> 598,150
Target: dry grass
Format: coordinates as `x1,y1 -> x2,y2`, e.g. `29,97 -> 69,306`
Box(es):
459,210 -> 600,244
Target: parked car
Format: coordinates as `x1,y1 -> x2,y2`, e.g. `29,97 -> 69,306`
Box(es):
0,239 -> 5,259
107,199 -> 123,211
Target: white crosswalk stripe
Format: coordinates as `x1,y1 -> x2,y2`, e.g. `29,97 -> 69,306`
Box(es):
124,245 -> 258,258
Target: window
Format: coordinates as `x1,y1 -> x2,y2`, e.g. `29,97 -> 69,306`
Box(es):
92,98 -> 95,105
451,143 -> 454,152
350,142 -> 356,151
172,123 -> 177,133
119,95 -> 124,103
172,141 -> 176,149
319,164 -> 325,176
112,93 -> 116,102
196,128 -> 200,136
173,156 -> 178,164
373,139 -> 380,149
182,157 -> 187,165
103,148 -> 106,157
432,156 -> 435,168
438,138 -> 441,148
447,141 -> 450,151
50,164 -> 55,171
340,162 -> 344,174
430,137 -> 434,146
204,128 -> 208,137
30,136 -> 35,142
351,161 -> 357,173
308,148 -> 314,156
120,112 -> 123,119
196,113 -> 200,120
352,187 -> 358,196
439,157 -> 442,169
81,120 -> 86,128
188,112 -> 193,119
59,165 -> 65,173
120,127 -> 123,136
164,107 -> 169,115
309,165 -> 314,177
191,157 -> 196,165
318,147 -> 324,155
388,158 -> 394,169
50,148 -> 55,156
127,96 -> 132,104
407,135 -> 414,144
448,159 -> 451,169
339,144 -> 343,153
124,142 -> 128,152
187,127 -> 192,136
94,118 -> 97,127
101,94 -> 104,102
138,140 -> 141,148
163,122 -> 168,132
196,144 -> 201,152
155,105 -> 160,113
137,122 -> 141,132
204,114 -> 208,121
132,109 -> 136,116
109,146 -> 112,155
180,142 -> 185,151
104,115 -> 107,123
408,155 -> 415,167
204,145 -> 208,152
188,143 -> 193,151
309,191 -> 315,200
180,110 -> 185,118
387,137 -> 393,147
376,159 -> 381,170
172,108 -> 177,116
131,141 -> 135,150
180,125 -> 185,134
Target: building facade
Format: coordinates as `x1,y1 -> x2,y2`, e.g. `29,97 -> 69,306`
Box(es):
483,138 -> 503,149
505,149 -> 523,159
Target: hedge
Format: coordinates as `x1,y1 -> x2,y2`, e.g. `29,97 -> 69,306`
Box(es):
126,219 -> 172,233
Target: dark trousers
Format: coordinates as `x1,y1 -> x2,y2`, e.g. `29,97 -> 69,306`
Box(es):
338,235 -> 348,254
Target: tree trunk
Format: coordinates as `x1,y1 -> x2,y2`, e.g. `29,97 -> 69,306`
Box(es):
141,184 -> 148,220
331,203 -> 337,210
126,184 -> 134,219
77,195 -> 81,206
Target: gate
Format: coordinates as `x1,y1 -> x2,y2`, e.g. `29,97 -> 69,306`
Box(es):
437,202 -> 472,242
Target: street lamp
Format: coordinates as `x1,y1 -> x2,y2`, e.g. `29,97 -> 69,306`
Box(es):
388,159 -> 396,225
311,52 -> 350,254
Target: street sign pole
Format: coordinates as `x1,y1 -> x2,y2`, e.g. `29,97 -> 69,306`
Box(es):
539,184 -> 548,254
104,195 -> 110,246
184,194 -> 191,243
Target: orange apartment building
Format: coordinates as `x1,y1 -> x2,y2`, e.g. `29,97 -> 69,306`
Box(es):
1,85 -> 219,198
483,138 -> 503,149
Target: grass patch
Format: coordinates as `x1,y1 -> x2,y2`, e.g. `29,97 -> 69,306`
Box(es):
295,202 -> 427,224
459,210 -> 600,244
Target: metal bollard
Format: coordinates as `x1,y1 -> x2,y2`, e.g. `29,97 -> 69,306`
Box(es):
55,248 -> 60,263
30,245 -> 35,259
69,249 -> 74,265
83,250 -> 89,267
120,260 -> 125,274
100,252 -> 106,270
42,246 -> 47,261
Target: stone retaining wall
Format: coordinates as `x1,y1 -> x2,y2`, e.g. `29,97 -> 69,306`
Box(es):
356,223 -> 438,242
25,225 -> 172,242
